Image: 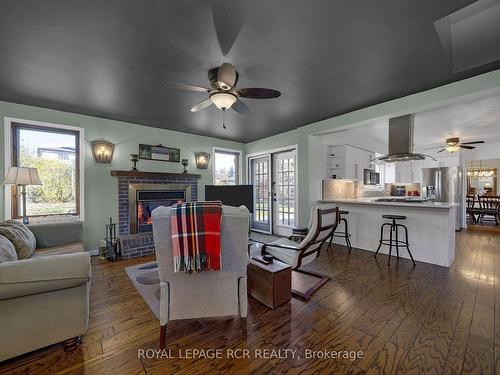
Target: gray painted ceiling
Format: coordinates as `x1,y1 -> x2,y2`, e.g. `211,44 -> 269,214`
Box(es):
0,0 -> 499,143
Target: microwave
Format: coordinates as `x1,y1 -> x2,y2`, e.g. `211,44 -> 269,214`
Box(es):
363,169 -> 380,185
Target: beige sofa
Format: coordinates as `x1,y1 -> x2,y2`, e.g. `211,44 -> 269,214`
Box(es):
0,222 -> 90,361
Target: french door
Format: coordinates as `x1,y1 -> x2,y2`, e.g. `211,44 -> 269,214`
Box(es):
250,155 -> 272,233
272,151 -> 296,236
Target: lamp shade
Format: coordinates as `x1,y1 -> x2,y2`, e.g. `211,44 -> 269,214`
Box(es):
195,152 -> 211,169
4,167 -> 42,186
209,92 -> 237,110
92,140 -> 114,163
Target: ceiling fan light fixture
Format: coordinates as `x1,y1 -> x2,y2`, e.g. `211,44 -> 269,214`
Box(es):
446,145 -> 460,153
209,92 -> 237,110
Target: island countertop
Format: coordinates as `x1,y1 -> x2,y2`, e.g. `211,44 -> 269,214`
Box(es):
320,197 -> 458,209
322,197 -> 457,267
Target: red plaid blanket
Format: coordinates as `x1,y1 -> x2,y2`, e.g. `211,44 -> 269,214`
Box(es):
170,201 -> 223,274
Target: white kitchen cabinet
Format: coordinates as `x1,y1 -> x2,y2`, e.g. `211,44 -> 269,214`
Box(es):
395,162 -> 413,183
326,145 -> 375,180
412,160 -> 423,184
384,161 -> 422,184
384,163 -> 396,184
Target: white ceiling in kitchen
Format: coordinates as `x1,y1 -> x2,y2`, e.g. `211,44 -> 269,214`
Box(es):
321,93 -> 500,152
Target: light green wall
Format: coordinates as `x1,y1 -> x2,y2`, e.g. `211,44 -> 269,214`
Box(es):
2,70 -> 500,242
246,69 -> 500,225
0,101 -> 244,250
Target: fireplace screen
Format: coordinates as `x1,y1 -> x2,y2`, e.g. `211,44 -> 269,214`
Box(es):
129,185 -> 191,233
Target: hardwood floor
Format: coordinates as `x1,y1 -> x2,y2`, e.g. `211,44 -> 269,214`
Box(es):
1,230 -> 499,374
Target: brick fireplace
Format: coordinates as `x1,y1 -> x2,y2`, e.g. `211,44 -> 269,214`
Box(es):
112,170 -> 199,258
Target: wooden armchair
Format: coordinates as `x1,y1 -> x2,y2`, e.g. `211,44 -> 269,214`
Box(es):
466,195 -> 479,224
261,206 -> 340,299
478,195 -> 500,225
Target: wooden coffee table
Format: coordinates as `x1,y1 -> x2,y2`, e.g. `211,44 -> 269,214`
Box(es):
247,257 -> 292,309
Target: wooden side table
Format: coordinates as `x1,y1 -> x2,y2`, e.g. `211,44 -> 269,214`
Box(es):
247,258 -> 292,309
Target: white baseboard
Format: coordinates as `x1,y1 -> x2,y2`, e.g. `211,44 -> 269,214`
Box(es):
88,249 -> 99,256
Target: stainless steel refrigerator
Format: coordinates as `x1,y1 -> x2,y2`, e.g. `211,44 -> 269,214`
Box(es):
421,166 -> 463,230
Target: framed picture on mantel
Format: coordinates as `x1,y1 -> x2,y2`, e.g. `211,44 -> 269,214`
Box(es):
138,144 -> 180,163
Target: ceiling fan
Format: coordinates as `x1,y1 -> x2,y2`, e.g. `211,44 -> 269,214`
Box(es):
436,137 -> 485,153
165,63 -> 280,128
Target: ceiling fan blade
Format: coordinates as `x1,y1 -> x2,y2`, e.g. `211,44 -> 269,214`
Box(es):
437,148 -> 446,153
217,63 -> 237,90
237,88 -> 281,99
190,99 -> 212,112
459,145 -> 476,150
165,82 -> 210,92
232,99 -> 249,114
211,0 -> 244,56
460,141 -> 485,145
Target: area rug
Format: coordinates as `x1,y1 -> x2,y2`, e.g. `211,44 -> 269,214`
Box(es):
125,246 -> 320,318
124,262 -> 160,319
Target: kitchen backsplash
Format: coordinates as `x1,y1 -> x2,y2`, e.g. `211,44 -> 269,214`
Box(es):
322,179 -> 421,199
322,179 -> 357,199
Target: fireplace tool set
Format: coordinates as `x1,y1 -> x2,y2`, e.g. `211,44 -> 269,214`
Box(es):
104,217 -> 121,261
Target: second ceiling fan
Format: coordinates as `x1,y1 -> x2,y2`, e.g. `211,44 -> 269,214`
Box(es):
437,137 -> 485,153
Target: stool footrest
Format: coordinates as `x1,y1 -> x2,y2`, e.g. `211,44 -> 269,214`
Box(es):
379,240 -> 409,246
333,232 -> 352,238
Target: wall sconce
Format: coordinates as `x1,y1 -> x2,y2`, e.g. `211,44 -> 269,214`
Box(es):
195,152 -> 211,169
92,140 -> 114,163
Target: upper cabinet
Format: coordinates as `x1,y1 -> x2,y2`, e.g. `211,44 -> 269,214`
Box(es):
383,154 -> 459,184
326,145 -> 377,180
386,160 -> 423,184
384,161 -> 414,184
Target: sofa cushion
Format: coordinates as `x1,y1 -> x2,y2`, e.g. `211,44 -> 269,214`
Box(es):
0,221 -> 36,259
0,235 -> 18,263
28,222 -> 82,248
32,241 -> 84,258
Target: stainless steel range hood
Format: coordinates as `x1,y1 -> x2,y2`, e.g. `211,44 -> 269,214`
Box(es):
375,114 -> 434,163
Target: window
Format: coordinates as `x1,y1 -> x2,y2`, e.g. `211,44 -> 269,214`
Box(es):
11,122 -> 81,217
213,148 -> 241,185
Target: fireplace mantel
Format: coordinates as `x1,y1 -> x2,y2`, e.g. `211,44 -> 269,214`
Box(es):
110,170 -> 201,179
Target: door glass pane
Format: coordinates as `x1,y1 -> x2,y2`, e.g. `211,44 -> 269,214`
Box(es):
276,155 -> 296,227
251,158 -> 270,226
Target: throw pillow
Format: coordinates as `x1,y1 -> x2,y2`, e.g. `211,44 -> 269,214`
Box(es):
0,234 -> 18,262
0,221 -> 36,259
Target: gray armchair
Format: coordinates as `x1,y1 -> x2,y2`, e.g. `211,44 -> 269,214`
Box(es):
151,204 -> 250,348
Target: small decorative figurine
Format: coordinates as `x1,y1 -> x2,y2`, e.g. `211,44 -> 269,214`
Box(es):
130,154 -> 139,171
182,159 -> 189,173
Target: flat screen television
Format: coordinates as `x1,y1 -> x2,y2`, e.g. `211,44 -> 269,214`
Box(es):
205,185 -> 254,213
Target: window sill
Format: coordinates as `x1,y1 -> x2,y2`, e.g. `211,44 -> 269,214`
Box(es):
11,215 -> 82,225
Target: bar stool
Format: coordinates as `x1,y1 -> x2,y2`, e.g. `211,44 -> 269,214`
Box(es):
374,215 -> 416,266
328,210 -> 352,253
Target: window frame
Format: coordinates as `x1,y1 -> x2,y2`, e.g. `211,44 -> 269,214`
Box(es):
212,147 -> 242,185
4,117 -> 85,221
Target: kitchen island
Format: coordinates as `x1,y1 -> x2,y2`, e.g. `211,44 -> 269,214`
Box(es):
322,198 -> 457,267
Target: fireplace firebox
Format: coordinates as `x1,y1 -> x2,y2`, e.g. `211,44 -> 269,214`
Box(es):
129,184 -> 191,234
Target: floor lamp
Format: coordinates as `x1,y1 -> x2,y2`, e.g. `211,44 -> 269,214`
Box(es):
4,167 -> 42,224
